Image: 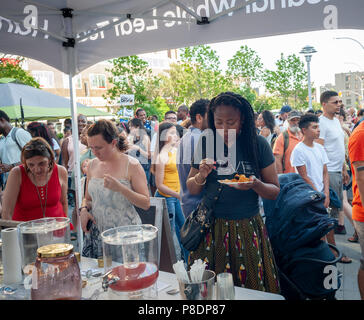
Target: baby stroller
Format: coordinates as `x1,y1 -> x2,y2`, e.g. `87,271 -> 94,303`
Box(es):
263,173 -> 342,300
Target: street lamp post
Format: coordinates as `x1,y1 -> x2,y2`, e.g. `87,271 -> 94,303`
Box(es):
300,45 -> 317,110
334,37 -> 364,50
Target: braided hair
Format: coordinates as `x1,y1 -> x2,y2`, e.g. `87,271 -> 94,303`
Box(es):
207,91 -> 261,178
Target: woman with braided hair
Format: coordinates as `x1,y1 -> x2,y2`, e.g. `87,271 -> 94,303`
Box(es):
186,91 -> 280,293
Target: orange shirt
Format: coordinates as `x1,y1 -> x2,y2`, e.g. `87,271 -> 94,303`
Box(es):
273,130 -> 303,173
348,121 -> 364,222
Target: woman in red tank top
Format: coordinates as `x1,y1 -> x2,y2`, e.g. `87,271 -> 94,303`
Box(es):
2,137 -> 68,221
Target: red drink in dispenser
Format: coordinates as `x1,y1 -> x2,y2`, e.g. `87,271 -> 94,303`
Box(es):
101,225 -> 159,297
109,262 -> 159,291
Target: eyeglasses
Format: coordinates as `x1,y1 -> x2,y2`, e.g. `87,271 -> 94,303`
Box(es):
330,100 -> 343,105
165,117 -> 177,121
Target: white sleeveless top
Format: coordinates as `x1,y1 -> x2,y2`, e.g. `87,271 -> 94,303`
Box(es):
87,156 -> 142,234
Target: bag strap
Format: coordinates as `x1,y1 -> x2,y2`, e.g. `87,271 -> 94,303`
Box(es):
199,181 -> 223,211
11,127 -> 22,151
83,177 -> 87,197
281,130 -> 289,172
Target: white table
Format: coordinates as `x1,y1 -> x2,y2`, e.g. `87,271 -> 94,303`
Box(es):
80,257 -> 285,300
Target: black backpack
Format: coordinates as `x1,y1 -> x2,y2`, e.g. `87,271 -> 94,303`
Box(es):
270,132 -> 278,149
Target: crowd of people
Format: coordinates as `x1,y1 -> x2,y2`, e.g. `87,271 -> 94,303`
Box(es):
0,89 -> 364,299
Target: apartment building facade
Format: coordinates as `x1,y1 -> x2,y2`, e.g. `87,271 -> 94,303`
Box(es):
335,71 -> 364,109
23,49 -> 178,114
319,71 -> 364,109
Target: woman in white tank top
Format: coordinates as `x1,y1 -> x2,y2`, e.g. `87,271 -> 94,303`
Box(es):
79,119 -> 150,258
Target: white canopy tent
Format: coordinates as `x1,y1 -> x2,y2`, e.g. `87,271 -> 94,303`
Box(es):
1,0 -> 363,251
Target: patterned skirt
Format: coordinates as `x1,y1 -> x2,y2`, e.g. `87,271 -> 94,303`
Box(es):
188,214 -> 280,294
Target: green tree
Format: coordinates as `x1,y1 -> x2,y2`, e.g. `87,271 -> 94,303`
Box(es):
160,45 -> 234,107
235,85 -> 258,106
227,45 -> 264,88
180,45 -> 220,72
263,53 -> 307,107
159,62 -> 194,109
104,55 -> 156,110
179,45 -> 227,102
138,97 -> 170,121
253,95 -> 283,113
0,56 -> 39,88
295,86 -> 309,111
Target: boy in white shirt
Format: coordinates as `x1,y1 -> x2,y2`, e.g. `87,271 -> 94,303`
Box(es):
290,113 -> 330,208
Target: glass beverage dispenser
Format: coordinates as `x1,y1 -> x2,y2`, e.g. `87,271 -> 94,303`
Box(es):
101,224 -> 159,299
17,217 -> 71,273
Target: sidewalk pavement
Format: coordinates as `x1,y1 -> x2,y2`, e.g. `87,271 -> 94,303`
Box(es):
334,218 -> 361,300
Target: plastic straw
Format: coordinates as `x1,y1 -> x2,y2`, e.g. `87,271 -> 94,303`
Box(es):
173,259 -> 207,283
189,259 -> 206,283
173,260 -> 189,283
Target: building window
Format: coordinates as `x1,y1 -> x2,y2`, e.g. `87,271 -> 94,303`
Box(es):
345,75 -> 351,82
346,99 -> 351,105
90,74 -> 106,89
32,71 -> 54,88
345,83 -> 351,90
62,74 -> 82,89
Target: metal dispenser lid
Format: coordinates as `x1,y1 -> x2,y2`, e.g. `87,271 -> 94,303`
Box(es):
37,243 -> 73,258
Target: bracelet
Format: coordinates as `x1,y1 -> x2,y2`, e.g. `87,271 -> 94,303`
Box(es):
194,174 -> 206,186
78,206 -> 88,213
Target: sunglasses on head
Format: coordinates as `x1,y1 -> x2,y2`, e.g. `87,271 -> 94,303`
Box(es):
24,143 -> 47,151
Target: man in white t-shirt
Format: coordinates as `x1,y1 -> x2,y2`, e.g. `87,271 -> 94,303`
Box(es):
316,90 -> 352,264
0,110 -> 32,188
291,114 -> 330,208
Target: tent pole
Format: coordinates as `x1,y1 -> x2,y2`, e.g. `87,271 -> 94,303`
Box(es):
68,57 -> 83,254
64,10 -> 83,253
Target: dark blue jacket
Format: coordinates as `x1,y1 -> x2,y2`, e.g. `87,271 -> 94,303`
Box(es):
263,173 -> 339,297
263,173 -> 336,264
